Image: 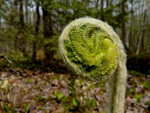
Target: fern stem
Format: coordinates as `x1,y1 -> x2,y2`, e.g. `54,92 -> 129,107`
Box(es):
106,62 -> 127,113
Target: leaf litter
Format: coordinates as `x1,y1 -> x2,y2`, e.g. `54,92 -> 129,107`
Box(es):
0,68 -> 150,113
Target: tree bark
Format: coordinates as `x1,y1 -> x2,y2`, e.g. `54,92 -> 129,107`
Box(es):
136,7 -> 147,54
129,0 -> 133,50
25,0 -> 28,23
19,0 -> 24,28
33,2 -> 40,63
109,0 -> 113,19
141,9 -> 147,53
121,0 -> 129,49
106,0 -> 109,7
19,0 -> 26,56
95,0 -> 99,18
100,0 -> 104,21
13,0 -> 18,50
42,7 -> 54,62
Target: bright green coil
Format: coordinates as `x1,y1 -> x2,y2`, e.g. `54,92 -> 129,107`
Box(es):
60,23 -> 118,81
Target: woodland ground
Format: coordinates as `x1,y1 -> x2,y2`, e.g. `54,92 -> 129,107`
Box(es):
0,60 -> 150,113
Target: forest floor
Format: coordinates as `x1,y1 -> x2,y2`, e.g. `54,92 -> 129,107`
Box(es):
0,65 -> 150,113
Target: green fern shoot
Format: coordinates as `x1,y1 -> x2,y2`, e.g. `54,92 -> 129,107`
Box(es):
63,23 -> 118,81
59,17 -> 127,113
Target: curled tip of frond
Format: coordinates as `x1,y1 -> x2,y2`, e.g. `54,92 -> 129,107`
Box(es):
59,18 -> 120,81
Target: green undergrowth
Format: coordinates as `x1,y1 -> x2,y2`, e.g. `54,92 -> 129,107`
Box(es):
0,58 -> 68,74
126,70 -> 150,96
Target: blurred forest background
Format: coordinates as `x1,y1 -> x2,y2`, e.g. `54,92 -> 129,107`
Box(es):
0,0 -> 150,113
0,0 -> 150,72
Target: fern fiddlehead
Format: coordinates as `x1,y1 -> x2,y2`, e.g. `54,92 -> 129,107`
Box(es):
64,23 -> 118,81
59,17 -> 127,113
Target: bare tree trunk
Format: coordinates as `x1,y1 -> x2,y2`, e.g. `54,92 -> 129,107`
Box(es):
100,0 -> 104,21
19,0 -> 27,56
33,2 -> 40,63
20,0 -> 24,28
122,0 -> 129,49
13,0 -> 18,50
95,0 -> 99,18
42,7 -> 54,62
25,0 -> 28,23
109,0 -> 113,18
106,0 -> 109,7
10,1 -> 14,26
105,0 -> 113,27
129,0 -> 133,50
136,7 -> 147,54
141,9 -> 147,53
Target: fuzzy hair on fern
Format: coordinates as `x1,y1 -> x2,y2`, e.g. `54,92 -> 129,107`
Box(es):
59,17 -> 127,113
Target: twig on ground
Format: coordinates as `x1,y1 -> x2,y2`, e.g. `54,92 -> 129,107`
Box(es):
0,54 -> 12,64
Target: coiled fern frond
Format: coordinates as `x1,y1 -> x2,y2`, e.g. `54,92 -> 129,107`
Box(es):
59,17 -> 127,113
64,24 -> 118,81
59,19 -> 118,81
